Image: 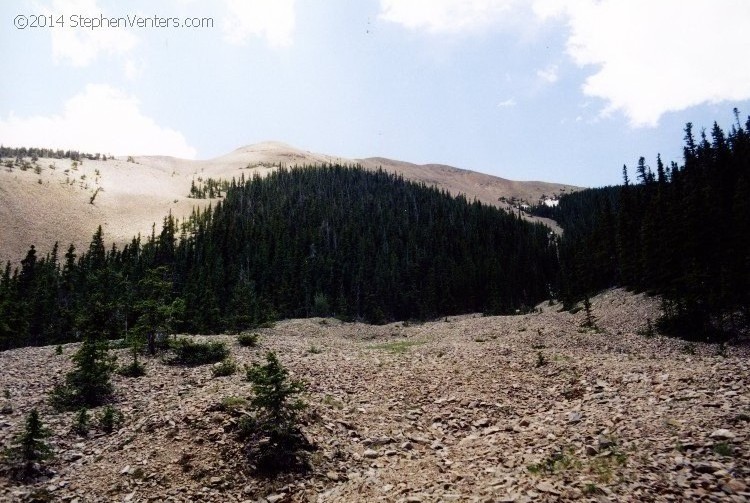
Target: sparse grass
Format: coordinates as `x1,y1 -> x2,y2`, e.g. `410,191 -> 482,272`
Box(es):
583,482 -> 603,495
713,441 -> 733,457
588,438 -> 628,483
322,394 -> 344,409
527,442 -> 626,485
306,345 -> 323,355
527,448 -> 579,474
590,457 -> 617,483
55,345 -> 63,355
218,396 -> 248,412
367,340 -> 424,354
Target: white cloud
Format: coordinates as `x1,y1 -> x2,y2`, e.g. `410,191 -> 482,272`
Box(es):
380,0 -> 750,127
534,0 -> 750,127
379,0 -> 523,34
222,0 -> 295,47
536,64 -> 558,83
124,59 -> 144,80
497,98 -> 516,108
0,84 -> 197,158
43,0 -> 138,67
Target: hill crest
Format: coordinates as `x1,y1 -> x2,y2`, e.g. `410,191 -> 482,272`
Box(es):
0,143 -> 578,264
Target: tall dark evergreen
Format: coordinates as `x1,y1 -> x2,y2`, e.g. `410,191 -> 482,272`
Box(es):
535,113 -> 750,341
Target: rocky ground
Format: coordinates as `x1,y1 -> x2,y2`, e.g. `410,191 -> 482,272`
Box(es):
1,288 -> 749,502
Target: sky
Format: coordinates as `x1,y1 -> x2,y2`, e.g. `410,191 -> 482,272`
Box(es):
1,0 -> 749,187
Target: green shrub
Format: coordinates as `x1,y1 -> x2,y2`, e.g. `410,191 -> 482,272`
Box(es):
167,338 -> 229,366
212,358 -> 237,377
98,406 -> 124,434
312,292 -> 330,317
237,332 -> 259,347
118,346 -> 146,378
713,442 -> 733,457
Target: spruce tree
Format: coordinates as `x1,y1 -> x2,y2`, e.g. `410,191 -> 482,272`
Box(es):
5,409 -> 51,479
51,333 -> 116,409
242,352 -> 310,473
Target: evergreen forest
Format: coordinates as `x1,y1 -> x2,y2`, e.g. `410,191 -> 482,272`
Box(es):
535,111 -> 750,341
0,166 -> 557,350
1,112 -> 749,349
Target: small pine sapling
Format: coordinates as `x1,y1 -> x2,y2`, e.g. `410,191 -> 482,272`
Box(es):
50,334 -> 117,410
242,352 -> 311,473
98,406 -> 124,434
118,344 -> 146,378
580,295 -> 598,330
5,409 -> 52,479
72,408 -> 90,437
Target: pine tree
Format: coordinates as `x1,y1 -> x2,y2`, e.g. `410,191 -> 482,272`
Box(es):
5,409 -> 51,479
580,295 -> 597,330
51,333 -> 117,409
242,352 -> 310,473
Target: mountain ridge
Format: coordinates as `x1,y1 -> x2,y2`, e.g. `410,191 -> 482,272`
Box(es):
0,142 -> 578,264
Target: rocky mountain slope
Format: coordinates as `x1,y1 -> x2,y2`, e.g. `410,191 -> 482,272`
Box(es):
0,143 -> 577,264
1,288 -> 748,502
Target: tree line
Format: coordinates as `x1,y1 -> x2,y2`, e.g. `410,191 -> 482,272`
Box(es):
0,165 -> 558,350
0,146 -> 110,162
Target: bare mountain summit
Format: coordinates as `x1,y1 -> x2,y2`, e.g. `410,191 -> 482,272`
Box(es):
0,143 -> 578,264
